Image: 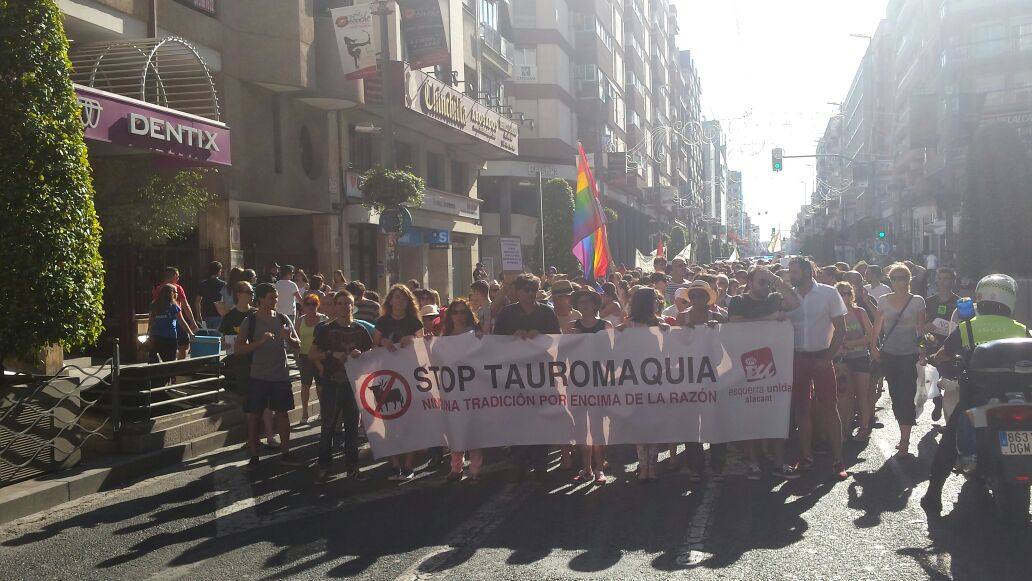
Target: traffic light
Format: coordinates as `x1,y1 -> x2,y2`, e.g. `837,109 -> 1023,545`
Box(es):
877,229 -> 887,239
772,148 -> 783,172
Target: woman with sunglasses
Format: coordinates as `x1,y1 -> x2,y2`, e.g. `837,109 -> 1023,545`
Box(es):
880,263 -> 927,456
833,282 -> 877,442
296,293 -> 329,424
441,299 -> 485,482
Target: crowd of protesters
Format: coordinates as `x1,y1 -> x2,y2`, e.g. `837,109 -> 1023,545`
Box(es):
145,253 -> 957,485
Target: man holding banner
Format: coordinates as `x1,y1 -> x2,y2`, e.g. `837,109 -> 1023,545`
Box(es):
491,273 -> 561,482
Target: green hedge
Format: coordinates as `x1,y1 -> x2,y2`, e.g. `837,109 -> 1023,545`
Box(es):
0,0 -> 105,360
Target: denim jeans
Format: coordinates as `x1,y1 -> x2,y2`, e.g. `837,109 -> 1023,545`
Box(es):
318,381 -> 360,470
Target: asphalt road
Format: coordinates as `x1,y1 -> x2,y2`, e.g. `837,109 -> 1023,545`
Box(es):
1,392 -> 1030,580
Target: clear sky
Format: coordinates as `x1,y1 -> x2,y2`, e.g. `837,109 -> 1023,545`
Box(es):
675,0 -> 889,241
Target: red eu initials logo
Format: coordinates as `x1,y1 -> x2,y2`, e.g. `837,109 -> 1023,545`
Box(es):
742,348 -> 776,383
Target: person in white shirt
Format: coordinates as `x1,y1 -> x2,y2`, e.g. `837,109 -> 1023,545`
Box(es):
662,287 -> 690,319
863,264 -> 891,299
274,265 -> 303,322
786,256 -> 849,481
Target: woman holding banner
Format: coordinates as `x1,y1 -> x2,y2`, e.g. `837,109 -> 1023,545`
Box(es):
571,289 -> 613,485
618,287 -> 669,482
442,299 -> 485,483
373,285 -> 424,481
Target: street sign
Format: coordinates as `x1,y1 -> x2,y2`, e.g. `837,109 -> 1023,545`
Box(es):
500,237 -> 524,272
874,240 -> 891,256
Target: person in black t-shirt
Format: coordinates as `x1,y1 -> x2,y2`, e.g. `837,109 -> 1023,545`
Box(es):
728,266 -> 802,481
492,274 -> 561,338
371,284 -> 424,480
373,285 -> 424,349
309,290 -> 373,484
195,261 -> 226,330
493,273 -> 560,482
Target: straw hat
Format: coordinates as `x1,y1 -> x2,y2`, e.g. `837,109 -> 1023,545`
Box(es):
419,304 -> 440,317
685,280 -> 717,306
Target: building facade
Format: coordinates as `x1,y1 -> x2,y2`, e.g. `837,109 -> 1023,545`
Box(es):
799,0 -> 1032,265
62,0 -> 524,313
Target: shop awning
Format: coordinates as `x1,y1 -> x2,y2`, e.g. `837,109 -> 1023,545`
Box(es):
69,37 -> 230,166
69,37 -> 222,122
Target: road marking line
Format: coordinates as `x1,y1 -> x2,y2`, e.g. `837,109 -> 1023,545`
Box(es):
212,462 -> 260,537
394,483 -> 532,581
675,479 -> 720,568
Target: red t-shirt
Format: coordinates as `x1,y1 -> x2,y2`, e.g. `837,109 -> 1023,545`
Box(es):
153,283 -> 189,308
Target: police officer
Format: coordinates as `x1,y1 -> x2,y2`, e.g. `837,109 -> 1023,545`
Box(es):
920,274 -> 1030,517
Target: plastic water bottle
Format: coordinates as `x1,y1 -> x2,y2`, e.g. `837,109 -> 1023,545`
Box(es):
956,297 -> 975,321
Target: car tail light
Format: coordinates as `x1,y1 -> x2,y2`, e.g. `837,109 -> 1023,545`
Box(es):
988,405 -> 1032,427
1016,475 -> 1031,483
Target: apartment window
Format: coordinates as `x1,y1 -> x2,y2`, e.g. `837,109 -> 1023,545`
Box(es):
271,94 -> 282,174
427,151 -> 445,189
1020,23 -> 1032,52
349,127 -> 375,171
514,47 -> 536,66
175,0 -> 216,15
479,0 -> 498,29
482,71 -> 505,103
451,160 -> 470,193
969,22 -> 1007,58
395,141 -> 414,170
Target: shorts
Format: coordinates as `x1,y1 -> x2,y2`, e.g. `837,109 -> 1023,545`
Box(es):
838,355 -> 871,373
792,353 -> 838,406
297,354 -> 318,386
244,378 -> 295,413
176,324 -> 190,347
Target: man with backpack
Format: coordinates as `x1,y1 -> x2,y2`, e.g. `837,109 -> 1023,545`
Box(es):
235,283 -> 303,470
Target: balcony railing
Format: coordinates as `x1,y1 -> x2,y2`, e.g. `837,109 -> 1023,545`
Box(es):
482,24 -> 514,64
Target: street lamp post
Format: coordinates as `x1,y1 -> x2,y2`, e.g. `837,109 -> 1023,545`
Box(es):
372,0 -> 399,289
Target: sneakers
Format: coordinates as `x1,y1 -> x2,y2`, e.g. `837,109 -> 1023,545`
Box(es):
797,456 -> 815,472
594,471 -> 607,485
314,466 -> 330,485
773,463 -> 801,480
920,494 -> 942,517
279,452 -> 304,467
746,463 -> 762,481
931,396 -> 943,421
832,462 -> 849,481
346,466 -> 368,481
246,456 -> 260,472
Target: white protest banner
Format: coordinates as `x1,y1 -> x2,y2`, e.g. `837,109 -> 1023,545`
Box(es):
635,249 -> 656,271
347,322 -> 794,458
331,5 -> 379,80
673,243 -> 692,262
500,237 -> 524,272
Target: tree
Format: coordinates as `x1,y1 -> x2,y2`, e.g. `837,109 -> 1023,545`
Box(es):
668,225 -> 688,258
961,123 -> 1032,276
91,159 -> 215,246
0,0 -> 104,370
90,159 -> 216,360
529,178 -> 580,275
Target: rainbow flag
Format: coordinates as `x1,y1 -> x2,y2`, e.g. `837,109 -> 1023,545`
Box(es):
571,144 -> 611,280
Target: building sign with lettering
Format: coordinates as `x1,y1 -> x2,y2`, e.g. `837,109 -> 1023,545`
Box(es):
403,68 -> 518,155
399,0 -> 450,69
75,84 -> 231,166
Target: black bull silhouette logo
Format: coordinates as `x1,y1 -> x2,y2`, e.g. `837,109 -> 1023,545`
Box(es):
369,375 -> 404,412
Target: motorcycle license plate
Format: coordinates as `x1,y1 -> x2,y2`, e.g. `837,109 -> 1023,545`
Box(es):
999,431 -> 1032,455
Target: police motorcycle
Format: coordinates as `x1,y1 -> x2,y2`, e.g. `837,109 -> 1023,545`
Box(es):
931,280 -> 1032,524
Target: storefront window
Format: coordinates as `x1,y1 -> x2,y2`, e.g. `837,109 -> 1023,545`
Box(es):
451,160 -> 470,194
427,151 -> 445,189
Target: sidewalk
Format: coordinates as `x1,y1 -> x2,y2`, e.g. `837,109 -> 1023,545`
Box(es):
0,393 -> 367,526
